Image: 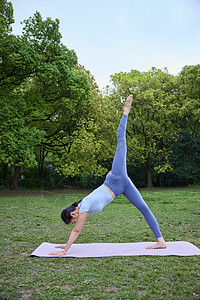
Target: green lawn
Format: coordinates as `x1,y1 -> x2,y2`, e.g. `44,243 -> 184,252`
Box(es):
0,189 -> 200,299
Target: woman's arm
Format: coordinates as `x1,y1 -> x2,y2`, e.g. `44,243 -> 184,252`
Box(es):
49,211 -> 88,256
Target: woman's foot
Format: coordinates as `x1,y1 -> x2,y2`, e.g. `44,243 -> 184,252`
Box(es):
123,94 -> 133,115
146,237 -> 167,249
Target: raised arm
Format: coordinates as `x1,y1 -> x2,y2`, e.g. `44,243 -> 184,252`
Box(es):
49,211 -> 88,256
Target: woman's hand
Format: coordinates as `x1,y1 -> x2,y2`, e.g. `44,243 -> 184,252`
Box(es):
55,245 -> 65,249
48,250 -> 66,256
49,245 -> 66,255
48,211 -> 88,256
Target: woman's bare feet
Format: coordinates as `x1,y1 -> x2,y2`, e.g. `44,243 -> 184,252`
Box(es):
146,237 -> 167,249
123,94 -> 133,115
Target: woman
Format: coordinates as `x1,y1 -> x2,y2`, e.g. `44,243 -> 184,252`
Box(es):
49,95 -> 166,256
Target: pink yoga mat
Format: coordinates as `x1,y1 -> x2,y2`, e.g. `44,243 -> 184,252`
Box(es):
30,241 -> 200,257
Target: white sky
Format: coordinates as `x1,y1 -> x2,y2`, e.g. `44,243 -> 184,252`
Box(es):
10,0 -> 200,89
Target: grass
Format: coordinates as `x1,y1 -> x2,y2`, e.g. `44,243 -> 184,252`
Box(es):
0,188 -> 200,299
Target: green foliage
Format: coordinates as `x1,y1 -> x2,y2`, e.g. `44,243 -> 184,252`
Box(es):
1,1 -> 200,189
22,11 -> 62,50
108,68 -> 180,187
56,65 -> 119,178
58,120 -> 107,177
178,64 -> 200,135
151,130 -> 200,187
0,9 -> 97,187
169,130 -> 200,184
0,0 -> 14,35
0,5 -> 118,188
0,93 -> 44,167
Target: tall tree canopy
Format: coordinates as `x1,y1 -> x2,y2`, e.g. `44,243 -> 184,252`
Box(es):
0,5 -> 91,189
0,0 -> 14,34
54,65 -> 118,179
178,64 -> 200,136
108,68 -> 179,188
0,3 -> 117,189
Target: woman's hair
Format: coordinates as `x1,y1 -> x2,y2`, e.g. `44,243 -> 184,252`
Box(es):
61,200 -> 82,224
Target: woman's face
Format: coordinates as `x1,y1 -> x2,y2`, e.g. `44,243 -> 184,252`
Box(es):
70,207 -> 79,224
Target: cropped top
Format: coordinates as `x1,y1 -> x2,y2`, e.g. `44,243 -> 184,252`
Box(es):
78,184 -> 114,214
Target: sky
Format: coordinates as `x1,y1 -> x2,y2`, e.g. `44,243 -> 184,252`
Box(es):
10,0 -> 200,89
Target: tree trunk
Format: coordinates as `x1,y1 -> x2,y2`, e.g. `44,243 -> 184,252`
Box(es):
146,160 -> 153,189
2,164 -> 8,184
38,147 -> 48,187
11,165 -> 21,190
38,147 -> 45,181
67,176 -> 73,188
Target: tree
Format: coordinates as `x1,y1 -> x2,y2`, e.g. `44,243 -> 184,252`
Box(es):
0,2 -> 45,189
0,92 -> 44,189
168,130 -> 200,185
108,68 -> 180,188
158,64 -> 200,187
54,65 -> 119,180
0,8 -> 91,189
178,64 -> 200,136
0,0 -> 14,35
0,6 -> 118,189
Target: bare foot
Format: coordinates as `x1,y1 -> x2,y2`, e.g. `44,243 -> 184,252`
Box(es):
123,94 -> 133,115
146,237 -> 167,249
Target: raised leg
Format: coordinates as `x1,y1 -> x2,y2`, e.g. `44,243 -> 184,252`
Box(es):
110,95 -> 133,176
110,114 -> 128,176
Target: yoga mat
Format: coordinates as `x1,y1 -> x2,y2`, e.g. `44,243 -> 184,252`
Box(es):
30,241 -> 200,257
